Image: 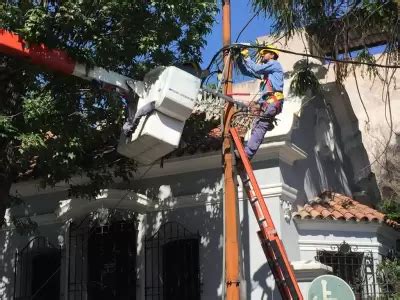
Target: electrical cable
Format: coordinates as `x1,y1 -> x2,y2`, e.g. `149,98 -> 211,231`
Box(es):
205,44 -> 400,72
356,56 -> 397,178
348,51 -> 371,124
235,8 -> 263,43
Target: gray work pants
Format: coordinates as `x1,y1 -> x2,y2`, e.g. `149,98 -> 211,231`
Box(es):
244,101 -> 282,159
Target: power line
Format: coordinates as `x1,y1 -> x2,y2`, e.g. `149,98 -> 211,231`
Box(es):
234,8 -> 263,43
206,44 -> 400,71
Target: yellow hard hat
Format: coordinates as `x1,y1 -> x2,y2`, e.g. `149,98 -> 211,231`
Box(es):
259,45 -> 279,58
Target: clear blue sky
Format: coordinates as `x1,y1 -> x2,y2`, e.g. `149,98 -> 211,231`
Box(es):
201,0 -> 273,69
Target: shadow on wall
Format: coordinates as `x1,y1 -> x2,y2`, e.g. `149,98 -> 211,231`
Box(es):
0,228 -> 16,300
281,80 -> 379,206
323,82 -> 381,204
252,263 -> 279,300
140,167 -> 224,299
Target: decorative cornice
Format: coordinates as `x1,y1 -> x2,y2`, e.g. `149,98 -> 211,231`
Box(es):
52,181 -> 300,221
251,141 -> 307,166
298,239 -> 381,254
56,189 -> 153,221
291,260 -> 332,282
136,141 -> 307,179
294,218 -> 382,232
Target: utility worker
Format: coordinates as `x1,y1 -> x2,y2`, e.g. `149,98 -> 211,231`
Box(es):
236,45 -> 284,160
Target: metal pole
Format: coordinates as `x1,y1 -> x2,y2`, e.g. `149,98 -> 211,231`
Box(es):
222,1 -> 240,299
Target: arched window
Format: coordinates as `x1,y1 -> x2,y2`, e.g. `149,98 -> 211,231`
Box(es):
68,220 -> 137,300
14,236 -> 61,300
145,222 -> 201,300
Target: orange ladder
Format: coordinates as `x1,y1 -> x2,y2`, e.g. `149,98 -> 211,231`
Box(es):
230,127 -> 303,300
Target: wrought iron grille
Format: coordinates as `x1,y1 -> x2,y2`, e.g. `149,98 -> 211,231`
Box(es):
316,241 -> 399,299
145,222 -> 201,300
68,220 -> 137,300
68,221 -> 89,299
14,236 -> 61,300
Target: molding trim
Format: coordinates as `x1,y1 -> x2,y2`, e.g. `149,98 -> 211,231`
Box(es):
298,239 -> 381,254
244,140 -> 307,167
136,141 -> 307,179
238,182 -> 297,200
56,189 -> 153,221
294,218 -> 382,233
238,182 -> 298,223
1,213 -> 61,231
291,260 -> 332,282
52,183 -> 299,220
53,183 -> 299,219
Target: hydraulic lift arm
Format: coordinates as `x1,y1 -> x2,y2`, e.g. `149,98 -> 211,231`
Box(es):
0,29 -> 144,97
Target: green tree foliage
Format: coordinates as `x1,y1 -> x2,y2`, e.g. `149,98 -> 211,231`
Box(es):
251,0 -> 399,94
251,0 -> 398,55
380,198 -> 400,222
0,0 -> 217,227
377,258 -> 400,297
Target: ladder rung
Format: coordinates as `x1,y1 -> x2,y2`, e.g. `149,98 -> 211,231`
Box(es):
242,177 -> 250,184
250,197 -> 258,204
267,242 -> 299,297
258,218 -> 266,224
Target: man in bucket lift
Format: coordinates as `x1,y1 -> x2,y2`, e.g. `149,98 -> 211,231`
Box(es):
236,45 -> 284,160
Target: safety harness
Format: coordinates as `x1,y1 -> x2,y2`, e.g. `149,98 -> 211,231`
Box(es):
259,76 -> 284,114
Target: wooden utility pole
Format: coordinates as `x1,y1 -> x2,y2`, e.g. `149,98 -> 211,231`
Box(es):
222,1 -> 240,299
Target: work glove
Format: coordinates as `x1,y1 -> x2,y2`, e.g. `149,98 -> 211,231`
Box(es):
240,48 -> 249,58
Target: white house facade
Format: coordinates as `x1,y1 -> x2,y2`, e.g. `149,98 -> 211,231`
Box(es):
1,33 -> 399,300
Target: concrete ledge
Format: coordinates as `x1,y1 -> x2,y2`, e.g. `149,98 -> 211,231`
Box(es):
137,140 -> 307,179
292,260 -> 332,282
252,141 -> 307,166
56,189 -> 153,220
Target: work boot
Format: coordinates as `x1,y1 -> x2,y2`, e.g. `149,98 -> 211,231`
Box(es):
234,149 -> 240,161
233,149 -> 245,171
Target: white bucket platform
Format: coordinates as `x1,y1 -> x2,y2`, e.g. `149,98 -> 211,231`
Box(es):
117,66 -> 201,165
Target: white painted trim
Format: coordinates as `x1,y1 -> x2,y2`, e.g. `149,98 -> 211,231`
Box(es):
56,189 -> 153,221
151,183 -> 298,210
252,140 -> 307,166
258,183 -> 298,202
7,182 -> 300,226
0,213 -> 62,231
136,140 -> 307,179
6,182 -> 299,226
299,245 -> 380,254
294,218 -> 382,233
292,260 -> 332,282
298,240 -> 381,247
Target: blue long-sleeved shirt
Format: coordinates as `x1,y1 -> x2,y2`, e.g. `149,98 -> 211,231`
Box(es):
237,57 -> 284,95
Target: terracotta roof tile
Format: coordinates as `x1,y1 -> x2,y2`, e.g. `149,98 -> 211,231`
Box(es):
293,191 -> 400,231
167,124 -> 248,159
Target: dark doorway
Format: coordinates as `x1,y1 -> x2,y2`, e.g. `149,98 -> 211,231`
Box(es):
145,222 -> 201,300
87,221 -> 136,300
14,237 -> 61,300
163,238 -> 200,300
31,250 -> 61,299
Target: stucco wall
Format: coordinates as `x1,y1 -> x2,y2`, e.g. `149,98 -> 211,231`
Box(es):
0,223 -> 63,300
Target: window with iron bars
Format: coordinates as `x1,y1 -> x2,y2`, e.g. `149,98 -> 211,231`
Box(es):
145,221 -> 201,300
316,241 -> 399,299
68,220 -> 137,300
14,236 -> 61,300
